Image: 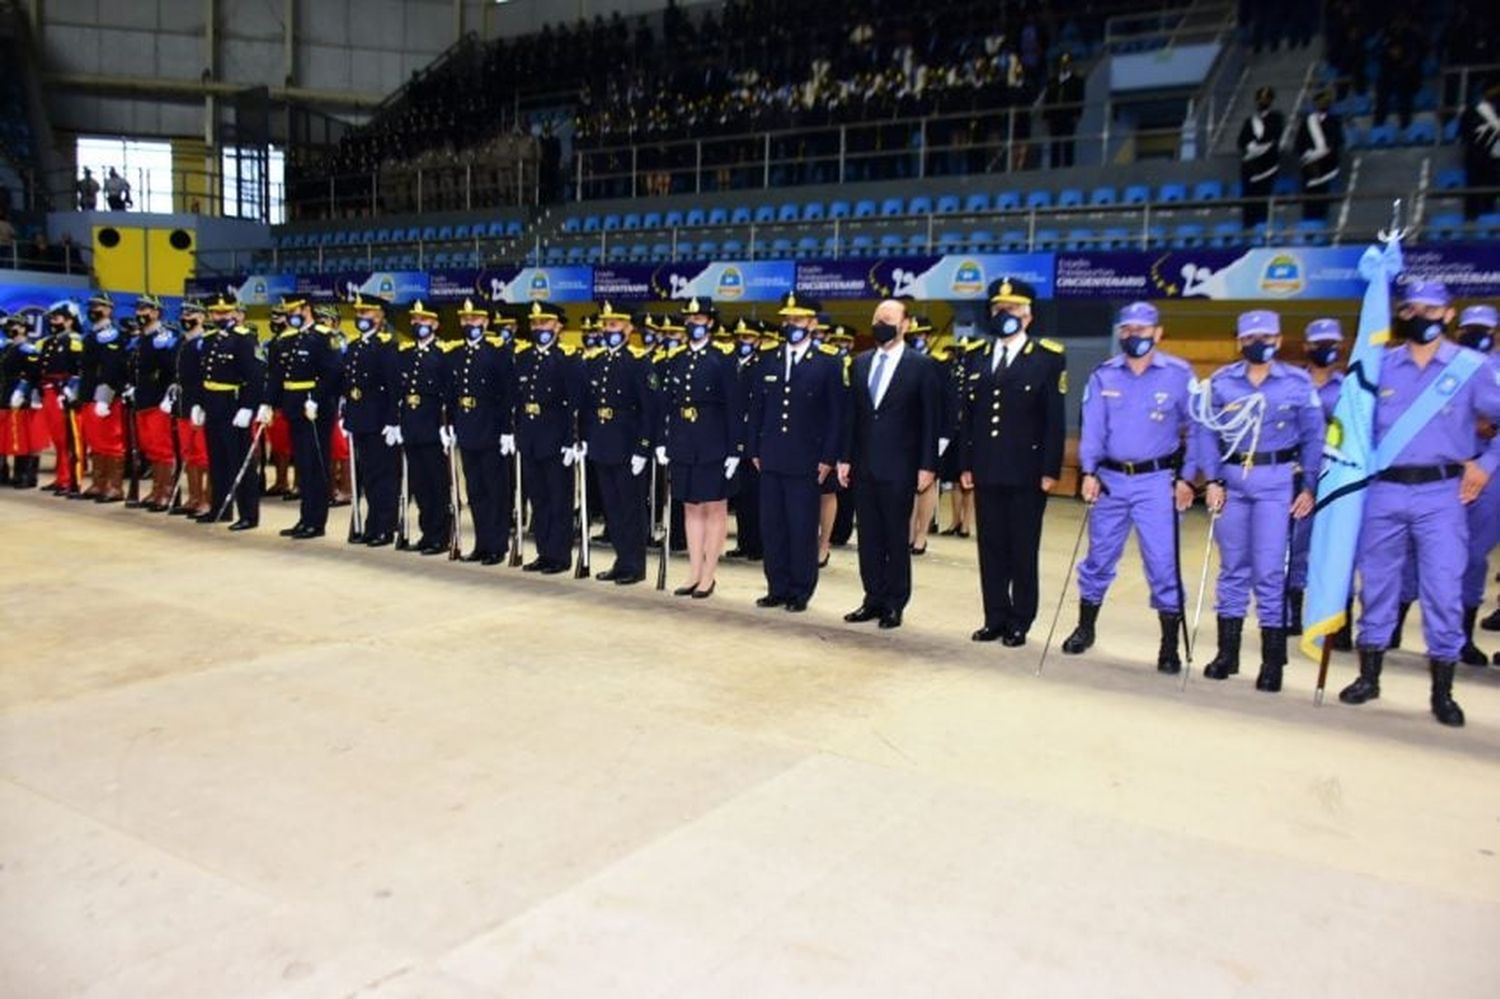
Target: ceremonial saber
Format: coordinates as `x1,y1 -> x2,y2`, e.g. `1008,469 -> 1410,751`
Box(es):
395,448 -> 411,550
1184,507 -> 1221,692
447,445 -> 464,560
655,461 -> 671,591
508,449 -> 524,567
212,420 -> 266,524
346,426 -> 363,542
1037,499 -> 1092,677
574,449 -> 591,577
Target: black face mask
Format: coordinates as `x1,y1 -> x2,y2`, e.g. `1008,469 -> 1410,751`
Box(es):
990,312 -> 1023,339
1307,344 -> 1340,367
1458,327 -> 1495,353
1396,314 -> 1444,344
871,321 -> 899,345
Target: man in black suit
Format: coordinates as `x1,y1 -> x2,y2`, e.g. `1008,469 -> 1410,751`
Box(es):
837,300 -> 942,629
960,278 -> 1067,647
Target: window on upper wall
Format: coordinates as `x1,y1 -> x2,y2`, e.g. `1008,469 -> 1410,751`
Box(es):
221,145 -> 286,224
75,136 -> 175,214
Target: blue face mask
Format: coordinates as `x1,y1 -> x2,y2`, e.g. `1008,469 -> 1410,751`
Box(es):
605,330 -> 625,349
462,323 -> 484,342
736,340 -> 755,358
584,334 -> 601,349
991,312 -> 1023,338
499,328 -> 514,344
1241,340 -> 1277,364
783,323 -> 807,344
354,316 -> 375,334
217,317 -> 236,331
686,323 -> 710,343
910,337 -> 928,354
1307,343 -> 1339,367
534,328 -> 556,348
413,323 -> 434,339
288,314 -> 305,330
1458,327 -> 1495,352
1120,334 -> 1154,358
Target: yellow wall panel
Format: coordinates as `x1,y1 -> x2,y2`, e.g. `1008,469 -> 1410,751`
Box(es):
145,227 -> 196,295
90,224 -> 145,292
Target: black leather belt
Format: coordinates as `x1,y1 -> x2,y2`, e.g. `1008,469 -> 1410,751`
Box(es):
1376,463 -> 1464,484
1098,452 -> 1181,475
1226,446 -> 1299,467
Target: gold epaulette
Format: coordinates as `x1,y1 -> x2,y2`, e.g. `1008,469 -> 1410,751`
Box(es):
438,339 -> 463,353
817,342 -> 840,356
376,332 -> 394,343
1039,337 -> 1065,354
485,335 -> 506,347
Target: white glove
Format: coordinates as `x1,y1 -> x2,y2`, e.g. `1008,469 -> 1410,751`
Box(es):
630,454 -> 647,476
93,384 -> 114,405
561,445 -> 577,467
190,404 -> 206,427
93,400 -> 110,417
232,407 -> 252,428
655,445 -> 669,467
121,386 -> 136,403
8,390 -> 23,409
938,437 -> 951,457
304,398 -> 319,421
382,425 -> 402,446
62,383 -> 79,403
157,396 -> 173,414
439,425 -> 455,452
499,433 -> 515,455
256,404 -> 273,425
724,456 -> 740,479
29,391 -> 42,410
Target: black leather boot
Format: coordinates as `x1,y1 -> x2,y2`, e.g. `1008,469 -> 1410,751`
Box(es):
1482,605 -> 1500,631
1286,589 -> 1303,636
1204,616 -> 1242,679
1156,612 -> 1182,674
1390,601 -> 1411,649
1458,607 -> 1489,666
1339,649 -> 1383,704
1255,627 -> 1287,692
1061,600 -> 1101,655
1429,659 -> 1465,727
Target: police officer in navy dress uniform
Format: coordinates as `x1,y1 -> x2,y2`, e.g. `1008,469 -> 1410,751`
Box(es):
268,295 -> 343,540
343,294 -> 403,547
398,300 -> 454,556
448,298 -> 515,565
726,317 -> 771,560
657,297 -> 742,599
746,292 -> 845,612
582,300 -> 656,584
199,295 -> 266,530
514,301 -> 583,574
961,278 -> 1067,646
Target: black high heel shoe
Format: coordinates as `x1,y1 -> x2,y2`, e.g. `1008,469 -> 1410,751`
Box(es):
910,544 -> 927,556
939,525 -> 961,536
692,581 -> 716,599
817,553 -> 830,568
672,582 -> 699,597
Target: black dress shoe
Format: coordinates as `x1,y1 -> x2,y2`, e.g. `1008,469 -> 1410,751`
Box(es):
1001,629 -> 1027,647
522,557 -> 547,571
419,543 -> 447,556
595,568 -> 620,581
480,552 -> 504,566
591,532 -> 611,544
347,533 -> 364,544
364,533 -> 394,548
844,605 -> 882,623
463,550 -> 486,562
755,594 -> 786,608
971,625 -> 1003,642
817,553 -> 830,568
228,519 -> 257,532
282,491 -> 300,502
909,544 -> 927,556
673,582 -> 699,596
538,560 -> 568,575
614,572 -> 645,585
878,610 -> 903,629
691,581 -> 716,599
291,525 -> 325,539
784,597 -> 808,613
725,547 -> 747,559
279,523 -> 307,537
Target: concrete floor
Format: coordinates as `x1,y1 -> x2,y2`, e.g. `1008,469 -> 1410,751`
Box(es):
2,485 -> 1499,998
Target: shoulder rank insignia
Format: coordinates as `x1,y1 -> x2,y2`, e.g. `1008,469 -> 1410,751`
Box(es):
1039,337 -> 1065,354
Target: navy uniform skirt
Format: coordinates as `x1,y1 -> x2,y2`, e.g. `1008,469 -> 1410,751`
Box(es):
671,460 -> 739,503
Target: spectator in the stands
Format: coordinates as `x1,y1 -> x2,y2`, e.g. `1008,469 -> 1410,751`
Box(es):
1460,82 -> 1500,220
1374,16 -> 1424,130
1044,52 -> 1084,168
103,168 -> 132,212
24,233 -> 58,272
1296,90 -> 1344,221
76,168 -> 99,211
1237,86 -> 1285,229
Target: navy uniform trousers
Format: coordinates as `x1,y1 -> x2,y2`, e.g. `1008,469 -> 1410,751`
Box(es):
352,432 -> 399,537
524,453 -> 574,566
460,446 -> 509,556
760,470 -> 821,601
597,460 -> 646,576
404,441 -> 449,546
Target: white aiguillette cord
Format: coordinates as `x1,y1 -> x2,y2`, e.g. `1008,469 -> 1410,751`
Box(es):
1188,377 -> 1267,480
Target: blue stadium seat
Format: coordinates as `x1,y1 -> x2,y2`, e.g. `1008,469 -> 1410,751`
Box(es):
1171,223 -> 1205,248
663,210 -> 685,227
936,194 -> 961,215
1058,188 -> 1085,209
768,238 -> 793,258
795,236 -> 820,257
753,205 -> 776,224
543,247 -> 565,265
879,233 -> 904,251
586,245 -> 603,263
1189,180 -> 1223,203
650,242 -> 672,261
1064,228 -> 1094,249
1033,229 -> 1062,249
1426,213 -> 1465,241
1272,174 -> 1297,196
437,225 -> 454,241
582,216 -> 601,233
1122,185 -> 1150,205
685,208 -> 707,227
1292,219 -> 1329,246
707,207 -> 729,226
827,200 -> 851,220
778,203 -> 800,223
453,224 -> 471,241
505,220 -> 523,237
935,231 -> 963,251
566,246 -> 585,262
731,206 -> 752,225
849,234 -> 875,256
622,213 -> 642,231
907,195 -> 934,215
853,199 -> 878,219
373,228 -> 391,244
607,244 -> 627,261
996,191 -> 1023,212
720,239 -> 743,256
1435,167 -> 1466,191
880,197 -> 905,217
602,214 -> 622,232
1025,190 -> 1053,210
1101,227 -> 1133,249
963,192 -> 991,214
907,233 -> 928,250
331,231 -> 349,246
1366,123 -> 1398,148
969,229 -> 994,251
1089,186 -> 1116,207
696,240 -> 718,256
1158,183 -> 1187,203
803,201 -> 825,222
642,211 -> 663,228
1210,221 -> 1242,246
629,242 -> 650,260
999,229 -> 1028,250
821,236 -> 839,255
1145,225 -> 1168,248
1404,120 -> 1437,145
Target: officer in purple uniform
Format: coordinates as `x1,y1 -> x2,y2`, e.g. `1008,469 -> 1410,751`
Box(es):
1061,302 -> 1197,672
1452,304 -> 1499,663
1287,317 -> 1344,635
1197,310 -> 1324,693
1340,280 -> 1500,726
